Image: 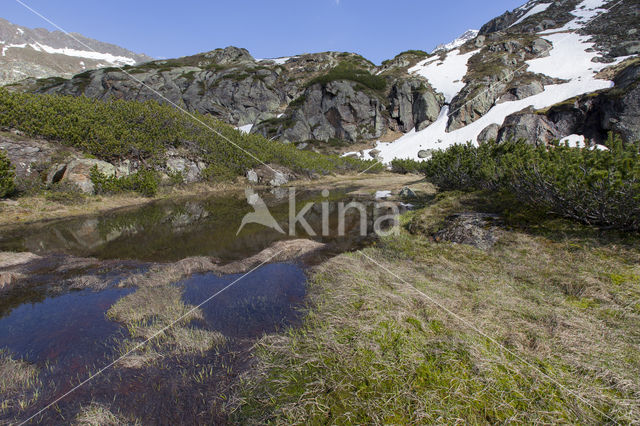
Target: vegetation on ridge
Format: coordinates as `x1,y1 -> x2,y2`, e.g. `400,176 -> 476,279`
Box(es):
0,89 -> 382,182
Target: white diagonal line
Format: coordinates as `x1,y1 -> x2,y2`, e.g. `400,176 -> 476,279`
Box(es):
13,0 -> 278,175
358,250 -> 619,424
18,249 -> 284,425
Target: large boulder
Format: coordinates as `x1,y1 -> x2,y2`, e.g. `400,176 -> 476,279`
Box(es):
62,158 -> 116,194
496,111 -> 563,145
477,123 -> 501,144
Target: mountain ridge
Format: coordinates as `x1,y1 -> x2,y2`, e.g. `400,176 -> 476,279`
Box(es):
0,17 -> 152,86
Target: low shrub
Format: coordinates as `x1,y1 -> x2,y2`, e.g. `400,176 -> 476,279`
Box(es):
90,167 -> 159,197
0,149 -> 15,198
421,135 -> 640,230
0,89 -> 382,184
390,158 -> 427,175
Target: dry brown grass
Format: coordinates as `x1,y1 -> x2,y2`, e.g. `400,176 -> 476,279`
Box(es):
74,402 -> 134,426
0,349 -> 41,416
233,191 -> 640,424
107,285 -> 225,369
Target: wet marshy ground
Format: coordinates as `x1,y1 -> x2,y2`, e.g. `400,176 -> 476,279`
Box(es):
0,188 -> 408,424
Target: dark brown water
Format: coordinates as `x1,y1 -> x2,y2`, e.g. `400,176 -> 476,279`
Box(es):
0,188 -> 408,424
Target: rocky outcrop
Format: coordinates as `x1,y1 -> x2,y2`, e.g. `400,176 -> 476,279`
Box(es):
246,164 -> 295,187
434,213 -> 502,250
26,47 -> 444,147
389,79 -> 443,132
446,36 -> 555,131
61,158 -> 117,194
496,62 -> 640,145
254,81 -> 387,143
496,110 -> 563,145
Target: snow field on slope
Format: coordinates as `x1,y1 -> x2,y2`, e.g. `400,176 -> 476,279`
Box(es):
363,2 -> 623,163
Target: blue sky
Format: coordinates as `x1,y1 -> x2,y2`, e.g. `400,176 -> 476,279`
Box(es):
4,0 -> 524,64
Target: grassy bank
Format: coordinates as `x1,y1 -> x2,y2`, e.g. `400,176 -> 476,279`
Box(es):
233,191 -> 640,424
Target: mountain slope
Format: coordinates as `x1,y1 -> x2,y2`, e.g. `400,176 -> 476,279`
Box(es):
367,0 -> 639,162
9,0 -> 639,161
0,18 -> 152,86
23,47 -> 443,154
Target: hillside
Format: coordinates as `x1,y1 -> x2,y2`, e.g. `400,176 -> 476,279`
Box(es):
11,0 -> 637,162
0,18 -> 152,86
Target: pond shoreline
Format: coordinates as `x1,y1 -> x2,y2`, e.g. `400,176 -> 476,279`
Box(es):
0,173 -> 426,229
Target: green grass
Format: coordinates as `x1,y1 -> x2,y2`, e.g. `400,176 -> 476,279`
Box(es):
233,191 -> 640,424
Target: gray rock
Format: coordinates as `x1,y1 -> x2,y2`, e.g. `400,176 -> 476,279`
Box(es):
496,112 -> 563,146
399,187 -> 417,199
246,170 -> 259,183
434,213 -> 502,250
417,149 -> 433,159
46,163 -> 67,186
62,158 -> 117,194
388,79 -> 443,132
477,124 -> 500,144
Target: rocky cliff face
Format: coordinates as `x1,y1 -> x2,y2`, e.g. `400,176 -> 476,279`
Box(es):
0,18 -> 152,86
26,47 -> 443,148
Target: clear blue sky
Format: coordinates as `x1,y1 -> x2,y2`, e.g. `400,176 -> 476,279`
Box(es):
4,0 -> 524,64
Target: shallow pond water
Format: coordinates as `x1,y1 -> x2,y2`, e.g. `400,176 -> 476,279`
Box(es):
0,188 -> 407,423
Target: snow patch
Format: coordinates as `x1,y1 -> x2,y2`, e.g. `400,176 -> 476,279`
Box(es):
433,30 -> 479,53
237,124 -> 254,134
510,3 -> 552,27
16,28 -> 24,35
560,134 -> 586,147
0,41 -> 136,65
409,48 -> 478,103
541,0 -> 609,33
375,190 -> 392,199
368,31 -> 621,163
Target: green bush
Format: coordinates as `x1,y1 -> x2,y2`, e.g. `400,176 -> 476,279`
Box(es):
90,167 -> 159,197
0,149 -> 15,198
421,136 -> 640,230
0,89 -> 383,183
390,158 -> 427,175
308,63 -> 387,92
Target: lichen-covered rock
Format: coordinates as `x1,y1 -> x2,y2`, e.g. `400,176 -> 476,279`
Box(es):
433,213 -> 502,250
62,158 -> 116,194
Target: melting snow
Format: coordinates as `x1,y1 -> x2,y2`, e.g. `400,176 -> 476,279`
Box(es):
0,41 -> 136,65
375,190 -> 392,199
541,0 -> 609,33
561,134 -> 586,147
409,48 -> 478,103
509,3 -> 552,27
366,29 -> 622,163
237,124 -> 254,134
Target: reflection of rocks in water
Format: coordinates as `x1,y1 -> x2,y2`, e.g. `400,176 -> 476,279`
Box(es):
0,190 -> 410,263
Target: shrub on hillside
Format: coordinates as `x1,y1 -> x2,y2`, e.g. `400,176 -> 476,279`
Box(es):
0,89 -> 383,183
90,167 -> 159,197
308,63 -> 387,91
390,158 -> 427,175
421,135 -> 640,230
0,149 -> 15,198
